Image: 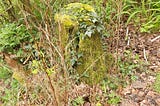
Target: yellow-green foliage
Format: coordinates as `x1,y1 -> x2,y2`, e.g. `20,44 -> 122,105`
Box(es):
66,3 -> 95,12
54,3 -> 96,28
12,72 -> 25,84
54,14 -> 78,28
77,34 -> 106,85
54,2 -> 96,55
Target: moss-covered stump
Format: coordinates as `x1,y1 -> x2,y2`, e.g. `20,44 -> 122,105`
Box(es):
77,34 -> 106,85
54,3 -> 107,85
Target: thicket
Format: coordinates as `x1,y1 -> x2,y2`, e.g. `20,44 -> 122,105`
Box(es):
0,0 -> 159,105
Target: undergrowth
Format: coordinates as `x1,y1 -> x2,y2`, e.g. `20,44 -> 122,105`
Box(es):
0,78 -> 20,106
0,0 -> 159,105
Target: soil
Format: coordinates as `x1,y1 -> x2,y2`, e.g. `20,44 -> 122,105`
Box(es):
118,29 -> 160,106
107,25 -> 160,106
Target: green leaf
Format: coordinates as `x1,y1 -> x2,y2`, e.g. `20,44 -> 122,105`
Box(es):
32,69 -> 39,74
96,102 -> 102,106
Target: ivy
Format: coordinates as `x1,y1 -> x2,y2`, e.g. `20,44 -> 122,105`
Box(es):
54,3 -> 105,39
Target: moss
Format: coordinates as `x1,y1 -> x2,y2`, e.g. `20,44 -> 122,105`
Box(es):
54,14 -> 78,28
60,25 -> 69,50
54,3 -> 96,28
76,34 -> 106,85
154,73 -> 160,93
66,3 -> 95,12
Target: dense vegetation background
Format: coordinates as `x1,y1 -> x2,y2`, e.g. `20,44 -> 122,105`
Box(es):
0,0 -> 160,106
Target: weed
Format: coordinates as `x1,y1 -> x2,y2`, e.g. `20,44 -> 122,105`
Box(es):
0,58 -> 12,79
0,66 -> 12,79
0,78 -> 20,106
107,92 -> 121,105
117,50 -> 140,83
0,23 -> 33,59
71,96 -> 84,106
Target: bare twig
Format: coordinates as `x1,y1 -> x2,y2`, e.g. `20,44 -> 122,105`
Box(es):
23,54 -> 31,64
39,25 -> 60,106
125,27 -> 130,46
58,22 -> 69,106
151,35 -> 160,42
143,48 -> 148,62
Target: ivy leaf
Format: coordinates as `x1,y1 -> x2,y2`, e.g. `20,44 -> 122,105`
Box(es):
97,26 -> 103,32
85,31 -> 92,37
78,53 -> 83,58
92,18 -> 98,23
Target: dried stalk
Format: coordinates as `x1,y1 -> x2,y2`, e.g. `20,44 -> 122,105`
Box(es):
58,22 -> 69,106
151,35 -> 160,42
38,26 -> 60,106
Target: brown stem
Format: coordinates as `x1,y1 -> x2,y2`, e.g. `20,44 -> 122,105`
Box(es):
58,22 -> 69,106
41,55 -> 59,106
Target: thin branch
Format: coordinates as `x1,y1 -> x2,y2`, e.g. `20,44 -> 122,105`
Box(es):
143,48 -> 148,62
57,22 -> 69,106
151,35 -> 160,42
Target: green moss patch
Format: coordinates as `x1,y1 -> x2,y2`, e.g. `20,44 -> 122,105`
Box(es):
76,34 -> 106,85
154,73 -> 160,93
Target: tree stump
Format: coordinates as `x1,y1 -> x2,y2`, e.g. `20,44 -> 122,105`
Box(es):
54,3 -> 107,85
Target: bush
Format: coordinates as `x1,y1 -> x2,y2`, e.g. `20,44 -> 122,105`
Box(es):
0,23 -> 33,55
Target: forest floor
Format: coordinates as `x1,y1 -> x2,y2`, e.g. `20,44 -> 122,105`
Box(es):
69,26 -> 160,106
0,25 -> 159,106
118,31 -> 160,106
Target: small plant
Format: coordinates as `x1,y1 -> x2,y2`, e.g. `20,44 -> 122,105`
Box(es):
154,73 -> 160,93
0,57 -> 12,79
107,92 -> 121,105
118,50 -> 140,83
0,78 -> 20,106
0,23 -> 35,68
71,96 -> 84,106
0,23 -> 33,53
0,66 -> 12,79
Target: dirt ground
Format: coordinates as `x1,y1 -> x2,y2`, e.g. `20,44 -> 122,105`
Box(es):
118,29 -> 160,106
